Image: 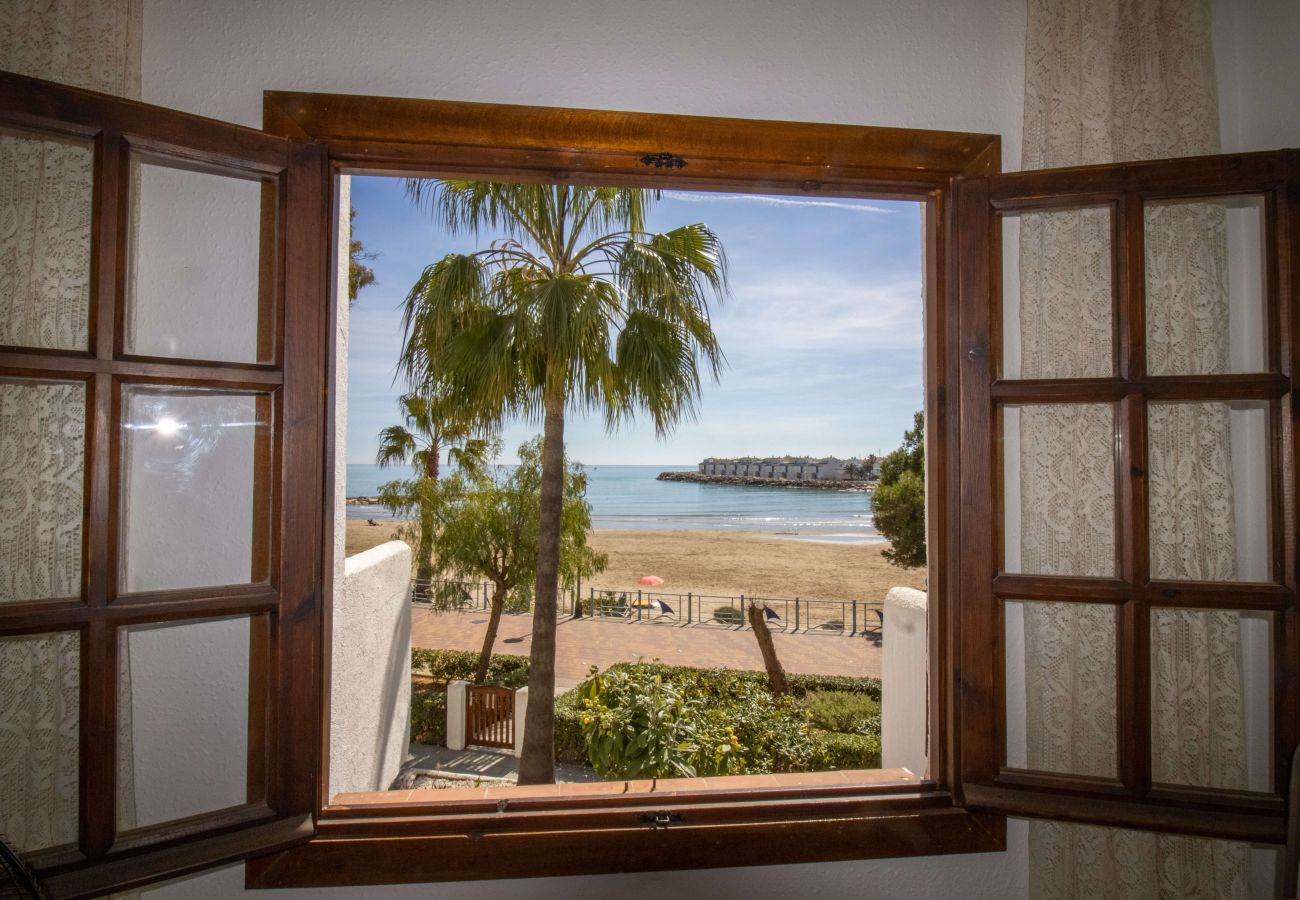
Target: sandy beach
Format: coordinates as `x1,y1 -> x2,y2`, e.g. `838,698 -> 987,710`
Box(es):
346,521 -> 924,602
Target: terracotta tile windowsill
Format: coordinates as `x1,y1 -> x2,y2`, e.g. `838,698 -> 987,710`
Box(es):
328,767 -> 923,815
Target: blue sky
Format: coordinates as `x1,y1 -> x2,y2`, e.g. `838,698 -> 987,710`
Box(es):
347,177 -> 923,465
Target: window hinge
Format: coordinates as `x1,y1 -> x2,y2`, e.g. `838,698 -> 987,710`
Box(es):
638,810 -> 684,830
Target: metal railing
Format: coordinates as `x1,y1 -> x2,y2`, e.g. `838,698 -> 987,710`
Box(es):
412,578 -> 884,637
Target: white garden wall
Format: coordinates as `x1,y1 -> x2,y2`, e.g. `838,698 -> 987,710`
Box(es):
330,541 -> 413,798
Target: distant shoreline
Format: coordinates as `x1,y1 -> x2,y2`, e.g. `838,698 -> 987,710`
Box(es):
655,471 -> 874,492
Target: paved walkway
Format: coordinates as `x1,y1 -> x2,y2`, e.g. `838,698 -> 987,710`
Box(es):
402,743 -> 601,783
410,606 -> 881,692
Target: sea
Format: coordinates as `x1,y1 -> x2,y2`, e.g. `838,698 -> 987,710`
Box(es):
346,464 -> 880,540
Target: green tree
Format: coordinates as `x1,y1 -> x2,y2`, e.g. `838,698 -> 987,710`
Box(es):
872,411 -> 926,568
375,392 -> 490,581
348,208 -> 377,304
398,181 -> 727,784
432,437 -> 606,684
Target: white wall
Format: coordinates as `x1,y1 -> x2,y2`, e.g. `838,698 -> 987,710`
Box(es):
131,0 -> 1297,895
882,587 -> 928,777
330,541 -> 412,798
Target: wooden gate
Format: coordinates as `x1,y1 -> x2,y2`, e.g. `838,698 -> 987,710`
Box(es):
466,685 -> 515,749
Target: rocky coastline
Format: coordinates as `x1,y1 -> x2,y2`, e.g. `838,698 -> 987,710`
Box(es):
656,471 -> 873,491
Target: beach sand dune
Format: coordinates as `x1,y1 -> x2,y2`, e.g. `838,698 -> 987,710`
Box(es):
346,521 -> 925,602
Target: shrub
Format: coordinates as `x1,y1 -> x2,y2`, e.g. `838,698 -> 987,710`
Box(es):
786,672 -> 881,701
811,730 -> 882,770
411,683 -> 447,745
410,648 -> 529,688
711,605 -> 743,625
554,687 -> 586,763
575,662 -> 881,703
579,666 -> 705,779
804,691 -> 881,736
570,663 -> 841,777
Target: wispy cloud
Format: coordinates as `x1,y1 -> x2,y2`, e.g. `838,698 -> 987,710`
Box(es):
716,271 -> 923,352
663,191 -> 897,215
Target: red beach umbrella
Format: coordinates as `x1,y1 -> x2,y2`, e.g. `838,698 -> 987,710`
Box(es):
638,575 -> 665,586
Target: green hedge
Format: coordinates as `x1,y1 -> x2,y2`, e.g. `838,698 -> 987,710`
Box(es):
804,691 -> 881,735
411,684 -> 447,745
554,688 -> 586,764
573,662 -> 881,703
411,648 -> 530,688
812,730 -> 881,770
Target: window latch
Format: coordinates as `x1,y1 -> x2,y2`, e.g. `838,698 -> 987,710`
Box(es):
639,152 -> 687,169
639,811 -> 683,830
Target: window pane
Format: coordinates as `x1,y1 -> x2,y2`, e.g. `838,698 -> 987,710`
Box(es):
0,631 -> 79,852
1002,206 -> 1112,379
1145,196 -> 1267,376
1004,599 -> 1117,778
1148,401 -> 1271,582
0,124 -> 94,352
1150,608 -> 1272,792
0,378 -> 86,603
118,615 -> 263,829
119,387 -> 270,593
1002,403 -> 1116,577
127,156 -> 271,363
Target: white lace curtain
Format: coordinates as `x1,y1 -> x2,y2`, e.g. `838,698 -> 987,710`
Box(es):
0,0 -> 143,854
1019,0 -> 1252,896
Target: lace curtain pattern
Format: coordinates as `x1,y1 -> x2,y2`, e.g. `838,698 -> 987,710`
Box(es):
1020,0 -> 1250,896
0,0 -> 142,857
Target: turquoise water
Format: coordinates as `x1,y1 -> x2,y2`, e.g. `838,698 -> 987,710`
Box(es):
346,463 -> 877,535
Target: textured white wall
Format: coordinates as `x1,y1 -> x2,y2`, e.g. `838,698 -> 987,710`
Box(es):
131,0 -> 1297,895
881,586 -> 928,777
330,541 -> 412,797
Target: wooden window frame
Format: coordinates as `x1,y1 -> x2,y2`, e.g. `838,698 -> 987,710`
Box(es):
244,91 -> 1005,889
0,72 -> 327,899
954,152 -> 1300,844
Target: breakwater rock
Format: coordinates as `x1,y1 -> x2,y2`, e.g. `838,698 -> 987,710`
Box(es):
346,495 -> 383,505
657,472 -> 873,491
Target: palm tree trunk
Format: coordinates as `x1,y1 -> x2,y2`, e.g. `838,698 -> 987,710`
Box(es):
416,501 -> 435,583
474,581 -> 508,685
518,394 -> 565,785
416,440 -> 440,582
747,602 -> 788,696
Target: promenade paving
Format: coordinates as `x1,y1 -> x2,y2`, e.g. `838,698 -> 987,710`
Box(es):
410,606 -> 881,692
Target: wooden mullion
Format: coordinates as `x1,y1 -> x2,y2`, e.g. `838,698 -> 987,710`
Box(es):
0,353 -> 284,386
0,587 -> 279,636
991,574 -> 1130,603
991,378 -> 1128,403
1117,189 -> 1151,797
80,618 -> 117,858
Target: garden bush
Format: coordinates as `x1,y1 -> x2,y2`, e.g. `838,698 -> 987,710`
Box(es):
582,662 -> 880,703
411,683 -> 447,745
570,663 -> 865,778
811,730 -> 882,770
410,648 -> 529,687
804,691 -> 881,736
710,605 -> 743,625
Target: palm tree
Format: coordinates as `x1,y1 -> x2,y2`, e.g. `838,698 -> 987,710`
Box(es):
399,181 -> 727,784
375,392 -> 489,581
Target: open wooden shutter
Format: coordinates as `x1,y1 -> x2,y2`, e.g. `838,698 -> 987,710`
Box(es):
0,72 -> 327,898
954,149 -> 1299,844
